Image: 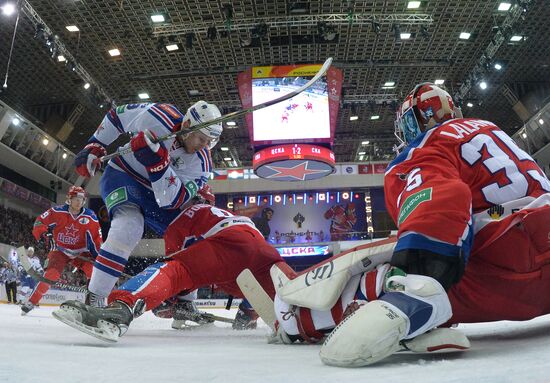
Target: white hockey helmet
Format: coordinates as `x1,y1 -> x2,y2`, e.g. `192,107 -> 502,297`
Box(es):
27,246 -> 35,254
183,100 -> 223,149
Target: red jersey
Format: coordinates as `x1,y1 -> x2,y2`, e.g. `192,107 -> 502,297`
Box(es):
324,204 -> 357,233
384,118 -> 550,261
33,205 -> 102,258
164,204 -> 261,255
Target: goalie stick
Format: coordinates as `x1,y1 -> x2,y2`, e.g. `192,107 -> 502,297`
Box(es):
100,57 -> 333,162
236,268 -> 277,331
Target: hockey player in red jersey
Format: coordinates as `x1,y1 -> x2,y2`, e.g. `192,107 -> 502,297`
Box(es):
52,186 -> 284,342
21,186 -> 102,315
323,202 -> 357,241
267,83 -> 550,367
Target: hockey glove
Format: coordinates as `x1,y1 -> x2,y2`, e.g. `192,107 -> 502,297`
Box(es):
74,142 -> 107,178
40,230 -> 56,253
130,130 -> 169,174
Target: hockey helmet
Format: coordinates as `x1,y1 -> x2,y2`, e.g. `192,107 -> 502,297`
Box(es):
66,185 -> 87,203
395,83 -> 457,145
183,100 -> 223,149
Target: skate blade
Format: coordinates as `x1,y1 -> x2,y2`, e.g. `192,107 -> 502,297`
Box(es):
171,320 -> 215,330
52,307 -> 119,343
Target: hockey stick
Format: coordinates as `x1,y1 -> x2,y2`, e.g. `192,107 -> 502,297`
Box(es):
236,268 -> 276,331
100,57 -> 333,162
15,247 -> 89,293
54,246 -> 133,279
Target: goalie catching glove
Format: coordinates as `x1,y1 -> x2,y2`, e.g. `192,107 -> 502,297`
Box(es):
75,142 -> 107,178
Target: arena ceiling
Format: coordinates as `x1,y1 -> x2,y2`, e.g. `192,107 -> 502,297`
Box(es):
0,0 -> 549,168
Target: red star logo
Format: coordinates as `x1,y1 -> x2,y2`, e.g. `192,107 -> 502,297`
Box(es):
65,223 -> 79,237
265,161 -> 329,181
165,175 -> 177,187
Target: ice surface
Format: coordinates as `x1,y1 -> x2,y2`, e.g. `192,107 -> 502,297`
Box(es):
1,304 -> 549,383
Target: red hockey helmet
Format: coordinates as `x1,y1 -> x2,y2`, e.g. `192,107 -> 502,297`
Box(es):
395,83 -> 457,145
196,184 -> 215,205
67,186 -> 87,202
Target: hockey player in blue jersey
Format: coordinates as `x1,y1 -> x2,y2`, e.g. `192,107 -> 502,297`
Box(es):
74,100 -> 222,306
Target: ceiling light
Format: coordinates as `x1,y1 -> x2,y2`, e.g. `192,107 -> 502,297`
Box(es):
65,25 -> 79,32
1,3 -> 15,16
479,81 -> 488,90
220,147 -> 230,151
57,55 -> 66,62
434,79 -> 445,85
165,44 -> 179,51
349,115 -> 359,121
226,121 -> 237,126
62,153 -> 68,159
42,138 -> 49,146
407,1 -> 421,9
498,2 -> 512,11
151,14 -> 165,23
358,151 -> 366,155
494,63 -> 503,70
459,32 -> 471,40
188,89 -> 201,96
384,81 -> 395,87
400,32 -> 411,40
539,118 -> 544,125
138,93 -> 150,99
510,35 -> 523,42
223,157 -> 232,161
83,82 -> 90,90
362,141 -> 370,145
108,48 -> 121,56
467,102 -> 474,108
370,115 -> 380,120
12,117 -> 20,126
521,132 -> 527,139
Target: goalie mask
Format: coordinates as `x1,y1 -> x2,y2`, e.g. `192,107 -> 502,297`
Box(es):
395,83 -> 458,146
182,100 -> 223,149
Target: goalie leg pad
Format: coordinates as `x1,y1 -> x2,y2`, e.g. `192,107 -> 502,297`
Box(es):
319,300 -> 407,367
271,239 -> 396,311
401,328 -> 470,353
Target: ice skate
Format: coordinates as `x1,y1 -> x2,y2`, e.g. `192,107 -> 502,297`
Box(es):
20,302 -> 35,316
171,300 -> 215,329
52,300 -> 135,343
